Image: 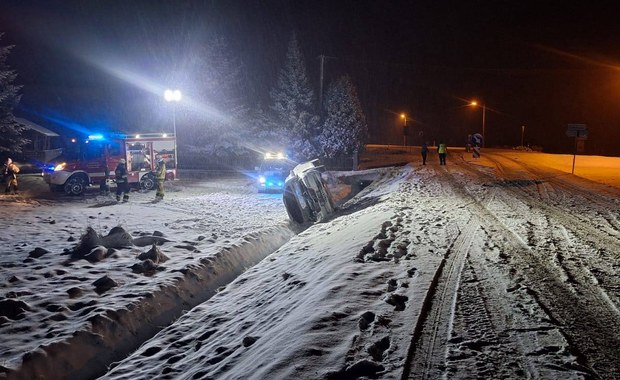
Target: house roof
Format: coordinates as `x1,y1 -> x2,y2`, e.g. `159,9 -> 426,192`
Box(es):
15,117 -> 59,137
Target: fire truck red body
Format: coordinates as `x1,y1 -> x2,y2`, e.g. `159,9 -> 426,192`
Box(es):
44,133 -> 177,195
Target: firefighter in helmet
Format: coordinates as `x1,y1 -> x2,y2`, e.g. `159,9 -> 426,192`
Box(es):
3,158 -> 20,194
154,155 -> 166,200
114,158 -> 129,202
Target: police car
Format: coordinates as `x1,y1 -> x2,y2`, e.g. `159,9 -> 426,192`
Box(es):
257,152 -> 292,193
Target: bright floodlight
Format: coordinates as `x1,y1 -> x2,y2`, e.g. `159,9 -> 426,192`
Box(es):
164,89 -> 182,102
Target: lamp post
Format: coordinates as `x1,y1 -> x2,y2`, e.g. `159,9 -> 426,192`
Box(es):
400,113 -> 407,146
164,89 -> 182,168
521,125 -> 525,147
470,101 -> 486,147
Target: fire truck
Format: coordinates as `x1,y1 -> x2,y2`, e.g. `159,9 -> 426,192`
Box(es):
44,133 -> 177,196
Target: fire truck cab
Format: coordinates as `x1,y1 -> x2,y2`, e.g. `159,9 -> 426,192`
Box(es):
44,133 -> 177,196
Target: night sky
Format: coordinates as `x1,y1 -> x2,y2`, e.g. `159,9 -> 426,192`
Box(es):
2,1 -> 620,155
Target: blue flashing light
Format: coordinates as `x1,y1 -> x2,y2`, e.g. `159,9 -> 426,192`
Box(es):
88,134 -> 104,140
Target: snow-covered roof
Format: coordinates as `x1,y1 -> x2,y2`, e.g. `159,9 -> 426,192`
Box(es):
15,117 -> 59,137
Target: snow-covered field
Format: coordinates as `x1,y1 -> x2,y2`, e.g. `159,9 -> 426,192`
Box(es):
2,147 -> 620,380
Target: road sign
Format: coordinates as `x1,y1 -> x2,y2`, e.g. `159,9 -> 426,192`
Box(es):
566,124 -> 588,138
566,124 -> 588,137
566,130 -> 588,137
567,124 -> 588,174
567,123 -> 587,131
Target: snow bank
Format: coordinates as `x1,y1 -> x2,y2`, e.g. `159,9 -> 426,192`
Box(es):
7,227 -> 293,380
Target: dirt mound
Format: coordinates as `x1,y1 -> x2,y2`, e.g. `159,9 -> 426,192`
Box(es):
69,226 -> 135,259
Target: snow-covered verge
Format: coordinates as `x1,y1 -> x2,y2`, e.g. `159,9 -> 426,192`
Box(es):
0,175 -> 293,379
102,166 -> 454,379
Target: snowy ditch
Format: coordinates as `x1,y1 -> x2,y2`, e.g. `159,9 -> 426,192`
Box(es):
1,171 -> 380,380
4,225 -> 294,380
0,174 -> 298,380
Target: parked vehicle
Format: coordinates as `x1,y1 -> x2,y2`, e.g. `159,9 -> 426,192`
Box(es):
256,152 -> 293,193
282,160 -> 335,224
44,133 -> 177,195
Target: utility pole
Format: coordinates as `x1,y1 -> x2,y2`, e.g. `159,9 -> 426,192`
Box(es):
482,103 -> 486,148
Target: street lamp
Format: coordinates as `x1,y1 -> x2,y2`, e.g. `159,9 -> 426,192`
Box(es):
164,89 -> 182,168
470,101 -> 486,147
400,113 -> 407,146
521,125 -> 525,147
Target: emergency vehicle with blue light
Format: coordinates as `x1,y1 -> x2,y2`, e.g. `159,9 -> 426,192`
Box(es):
256,152 -> 293,193
44,133 -> 177,195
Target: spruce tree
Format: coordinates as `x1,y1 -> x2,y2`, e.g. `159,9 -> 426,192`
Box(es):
184,35 -> 252,159
270,34 -> 319,161
319,75 -> 367,158
0,34 -> 27,153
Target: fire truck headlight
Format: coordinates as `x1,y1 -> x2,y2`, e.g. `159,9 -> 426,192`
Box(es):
54,162 -> 66,171
258,176 -> 266,184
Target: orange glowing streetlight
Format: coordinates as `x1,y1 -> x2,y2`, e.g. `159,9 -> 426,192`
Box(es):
470,100 -> 486,147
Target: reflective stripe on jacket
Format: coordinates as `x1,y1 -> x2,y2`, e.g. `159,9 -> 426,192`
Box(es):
155,162 -> 166,181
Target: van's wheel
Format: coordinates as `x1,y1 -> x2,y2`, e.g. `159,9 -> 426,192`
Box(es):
64,176 -> 86,196
140,173 -> 156,191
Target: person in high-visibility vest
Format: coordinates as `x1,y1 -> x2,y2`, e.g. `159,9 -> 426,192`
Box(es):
3,158 -> 20,194
437,142 -> 447,165
154,156 -> 166,201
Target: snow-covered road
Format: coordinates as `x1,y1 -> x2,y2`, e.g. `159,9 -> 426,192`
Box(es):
405,151 -> 620,379
2,148 -> 620,380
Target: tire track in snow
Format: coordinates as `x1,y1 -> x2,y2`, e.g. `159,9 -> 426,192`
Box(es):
473,154 -> 620,317
432,166 -> 583,379
401,216 -> 477,380
451,154 -> 620,378
488,152 -> 620,241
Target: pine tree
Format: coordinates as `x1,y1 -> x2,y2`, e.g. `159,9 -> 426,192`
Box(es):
319,75 -> 368,158
270,34 -> 319,161
0,34 -> 27,153
183,35 -> 253,159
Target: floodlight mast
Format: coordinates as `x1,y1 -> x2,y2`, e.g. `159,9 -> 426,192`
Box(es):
164,89 -> 182,169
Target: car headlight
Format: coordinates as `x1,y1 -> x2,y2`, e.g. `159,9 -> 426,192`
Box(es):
54,162 -> 66,171
258,176 -> 266,184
